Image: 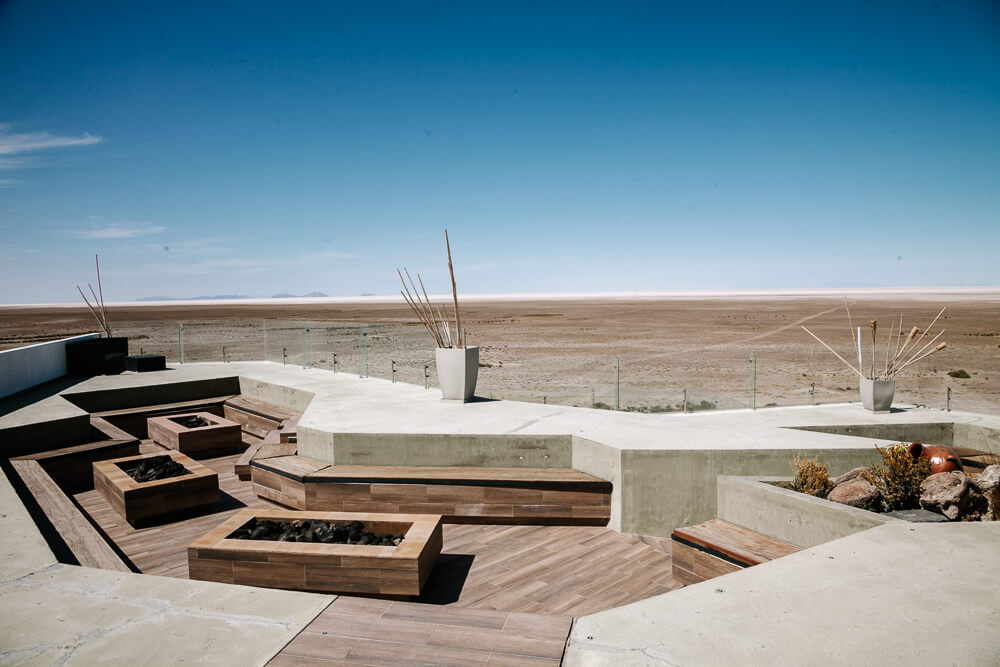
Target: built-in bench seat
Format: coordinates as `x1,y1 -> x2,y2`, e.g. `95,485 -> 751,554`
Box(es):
671,518 -> 800,586
250,456 -> 612,525
223,396 -> 298,439
10,459 -> 131,572
92,395 -> 236,439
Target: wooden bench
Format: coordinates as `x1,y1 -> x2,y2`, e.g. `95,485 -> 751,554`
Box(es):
92,395 -> 236,439
671,519 -> 801,586
10,417 -> 142,494
223,396 -> 298,439
250,457 -> 612,525
11,459 -> 131,572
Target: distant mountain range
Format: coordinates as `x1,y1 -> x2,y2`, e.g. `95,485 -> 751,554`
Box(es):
137,292 -> 329,301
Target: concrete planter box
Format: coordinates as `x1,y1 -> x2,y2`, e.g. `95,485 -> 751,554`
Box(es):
93,450 -> 220,524
716,476 -> 903,548
147,412 -> 242,456
188,510 -> 443,597
860,378 -> 895,413
435,346 -> 479,402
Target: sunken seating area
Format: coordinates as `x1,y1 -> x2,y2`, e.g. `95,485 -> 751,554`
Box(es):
250,456 -> 613,525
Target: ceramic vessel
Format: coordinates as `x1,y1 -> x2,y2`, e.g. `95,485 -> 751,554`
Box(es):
435,346 -> 479,402
907,442 -> 963,474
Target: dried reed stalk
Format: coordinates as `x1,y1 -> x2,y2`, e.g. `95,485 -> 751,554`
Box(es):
395,231 -> 465,349
445,229 -> 463,348
76,254 -> 112,337
801,326 -> 862,377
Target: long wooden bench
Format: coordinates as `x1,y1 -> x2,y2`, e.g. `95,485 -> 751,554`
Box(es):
250,456 -> 612,525
11,459 -> 131,572
92,395 -> 236,439
671,519 -> 800,586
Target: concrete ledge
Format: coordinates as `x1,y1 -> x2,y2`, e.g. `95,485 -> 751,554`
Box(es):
717,476 -> 902,548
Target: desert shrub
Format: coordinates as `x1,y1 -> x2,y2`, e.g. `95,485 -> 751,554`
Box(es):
791,455 -> 833,497
862,444 -> 932,512
948,369 -> 971,378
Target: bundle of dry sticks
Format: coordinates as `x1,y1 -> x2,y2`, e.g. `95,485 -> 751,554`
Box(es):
77,254 -> 113,338
397,230 -> 465,349
802,301 -> 948,381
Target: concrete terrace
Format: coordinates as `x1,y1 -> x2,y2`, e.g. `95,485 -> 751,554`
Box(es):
2,360 -> 1000,665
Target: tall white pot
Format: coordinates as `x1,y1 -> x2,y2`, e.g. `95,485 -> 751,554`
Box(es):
435,346 -> 479,402
860,377 -> 894,413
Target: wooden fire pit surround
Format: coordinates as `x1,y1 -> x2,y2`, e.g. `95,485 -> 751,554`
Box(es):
93,450 -> 220,524
188,510 -> 443,597
147,412 -> 241,456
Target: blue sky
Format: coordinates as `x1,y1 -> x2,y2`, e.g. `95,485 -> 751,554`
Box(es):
1,1 -> 998,303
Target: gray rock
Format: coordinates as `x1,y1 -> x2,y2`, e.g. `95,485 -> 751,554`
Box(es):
831,466 -> 868,487
971,464 -> 1000,521
828,477 -> 880,509
919,472 -> 970,521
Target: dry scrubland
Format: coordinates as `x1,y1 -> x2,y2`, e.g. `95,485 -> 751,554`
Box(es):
2,296 -> 998,414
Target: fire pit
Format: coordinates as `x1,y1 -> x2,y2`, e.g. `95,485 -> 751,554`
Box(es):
188,510 -> 443,597
147,411 -> 241,456
93,450 -> 220,524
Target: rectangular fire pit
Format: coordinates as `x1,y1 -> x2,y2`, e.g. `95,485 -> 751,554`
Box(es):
93,450 -> 220,524
147,412 -> 241,455
188,510 -> 443,597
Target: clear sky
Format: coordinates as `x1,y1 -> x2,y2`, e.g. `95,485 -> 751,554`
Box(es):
1,1 -> 998,304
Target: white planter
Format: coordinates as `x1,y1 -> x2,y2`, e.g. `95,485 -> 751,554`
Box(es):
860,378 -> 894,413
435,346 -> 479,402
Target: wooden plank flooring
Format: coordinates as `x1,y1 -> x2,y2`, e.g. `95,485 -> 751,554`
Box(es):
270,596 -> 572,666
75,444 -> 678,615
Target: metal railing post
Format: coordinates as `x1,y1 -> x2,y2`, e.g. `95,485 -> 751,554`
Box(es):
392,360 -> 397,383
613,357 -> 620,411
178,322 -> 184,364
947,386 -> 952,412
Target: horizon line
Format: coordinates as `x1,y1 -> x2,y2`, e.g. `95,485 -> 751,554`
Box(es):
3,285 -> 999,309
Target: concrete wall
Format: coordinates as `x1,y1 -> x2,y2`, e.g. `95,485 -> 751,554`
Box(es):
716,475 -> 902,548
619,447 -> 883,537
954,423 -> 1000,453
0,334 -> 99,399
298,430 -> 573,468
788,421 -> 955,444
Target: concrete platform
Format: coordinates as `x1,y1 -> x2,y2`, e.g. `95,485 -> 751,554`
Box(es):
565,521 -> 1000,666
5,361 -> 996,535
3,360 -> 999,665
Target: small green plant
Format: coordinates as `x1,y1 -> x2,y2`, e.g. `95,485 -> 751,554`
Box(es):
948,369 -> 971,378
791,455 -> 833,497
862,443 -> 931,511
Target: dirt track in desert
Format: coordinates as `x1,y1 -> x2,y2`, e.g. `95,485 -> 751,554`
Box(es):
2,294 -> 998,414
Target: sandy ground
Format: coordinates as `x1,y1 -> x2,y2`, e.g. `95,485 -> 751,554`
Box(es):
2,294 -> 998,414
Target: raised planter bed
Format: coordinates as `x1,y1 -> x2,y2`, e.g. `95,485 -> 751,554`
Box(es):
147,412 -> 241,456
93,450 -> 219,524
188,510 -> 443,597
716,476 -> 905,548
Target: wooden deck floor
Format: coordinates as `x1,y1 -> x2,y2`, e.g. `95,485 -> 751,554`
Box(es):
75,443 -> 679,616
270,596 -> 572,666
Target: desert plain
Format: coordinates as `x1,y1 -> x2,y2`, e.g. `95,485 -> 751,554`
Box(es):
2,290 -> 998,414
